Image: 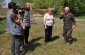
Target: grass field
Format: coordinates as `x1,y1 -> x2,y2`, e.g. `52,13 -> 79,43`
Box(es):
0,17 -> 85,55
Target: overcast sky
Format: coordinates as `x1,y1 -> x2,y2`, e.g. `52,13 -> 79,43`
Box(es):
5,0 -> 11,7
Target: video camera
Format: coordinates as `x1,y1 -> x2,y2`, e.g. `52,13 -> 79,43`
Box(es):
13,5 -> 30,15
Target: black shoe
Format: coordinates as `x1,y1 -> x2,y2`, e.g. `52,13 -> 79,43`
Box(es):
68,39 -> 73,44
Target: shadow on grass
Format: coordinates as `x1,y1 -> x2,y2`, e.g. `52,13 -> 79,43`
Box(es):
72,38 -> 77,42
50,36 -> 60,42
30,37 -> 44,43
20,36 -> 60,55
20,37 -> 43,55
68,37 -> 77,44
71,37 -> 77,44
21,43 -> 41,55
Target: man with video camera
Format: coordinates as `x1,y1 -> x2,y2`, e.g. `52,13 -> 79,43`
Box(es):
6,2 -> 25,55
13,2 -> 31,45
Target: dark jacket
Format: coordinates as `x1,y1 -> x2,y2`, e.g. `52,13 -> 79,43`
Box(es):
60,12 -> 76,29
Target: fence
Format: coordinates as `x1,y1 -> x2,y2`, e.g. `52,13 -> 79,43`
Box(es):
0,8 -> 8,18
0,8 -> 47,19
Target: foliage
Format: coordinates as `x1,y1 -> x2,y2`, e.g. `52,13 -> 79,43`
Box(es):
16,0 -> 33,7
18,0 -> 85,16
19,0 -> 64,15
68,0 -> 85,16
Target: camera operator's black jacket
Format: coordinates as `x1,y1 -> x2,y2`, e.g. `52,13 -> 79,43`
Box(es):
60,12 -> 76,29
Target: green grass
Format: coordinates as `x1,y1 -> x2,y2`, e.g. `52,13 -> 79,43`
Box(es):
75,16 -> 85,19
0,18 -> 85,55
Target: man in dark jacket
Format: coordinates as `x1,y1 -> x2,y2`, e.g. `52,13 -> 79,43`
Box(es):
60,7 -> 76,44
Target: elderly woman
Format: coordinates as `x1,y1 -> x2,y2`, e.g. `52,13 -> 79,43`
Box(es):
44,8 -> 55,43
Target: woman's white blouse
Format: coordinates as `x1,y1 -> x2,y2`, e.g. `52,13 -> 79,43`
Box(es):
44,13 -> 54,26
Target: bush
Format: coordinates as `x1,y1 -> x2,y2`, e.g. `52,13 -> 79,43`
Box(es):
68,0 -> 85,16
18,0 -> 85,17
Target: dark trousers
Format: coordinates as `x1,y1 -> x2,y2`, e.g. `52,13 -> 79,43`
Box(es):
11,35 -> 23,55
24,26 -> 30,43
63,28 -> 72,42
45,26 -> 53,42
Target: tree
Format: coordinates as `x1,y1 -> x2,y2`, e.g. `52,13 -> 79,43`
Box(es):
17,0 -> 85,16
68,0 -> 85,16
32,0 -> 64,15
17,0 -> 33,7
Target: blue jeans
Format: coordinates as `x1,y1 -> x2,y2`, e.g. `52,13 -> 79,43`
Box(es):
11,35 -> 23,55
